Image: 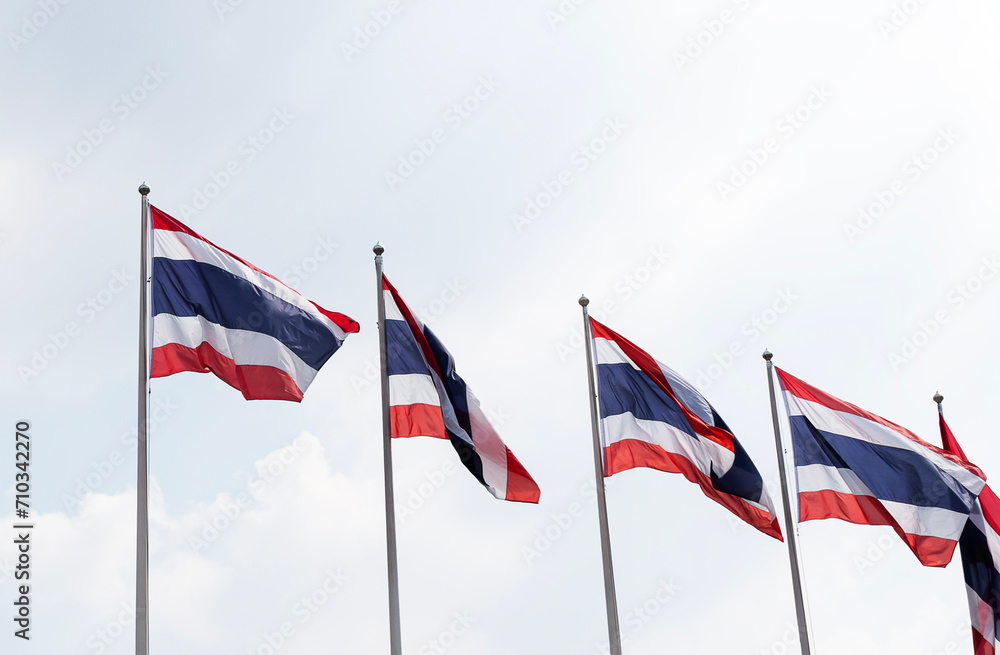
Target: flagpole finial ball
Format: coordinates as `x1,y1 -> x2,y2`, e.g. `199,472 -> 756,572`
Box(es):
373,242 -> 384,256
762,349 -> 773,361
138,183 -> 150,196
579,295 -> 589,307
933,392 -> 944,404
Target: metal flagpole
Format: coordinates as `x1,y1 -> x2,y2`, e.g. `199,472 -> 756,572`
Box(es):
934,391 -> 944,416
136,183 -> 152,655
375,242 -> 403,655
579,296 -> 622,655
763,350 -> 812,655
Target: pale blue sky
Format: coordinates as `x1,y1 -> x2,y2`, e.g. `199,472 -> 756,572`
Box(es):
2,1 -> 1000,653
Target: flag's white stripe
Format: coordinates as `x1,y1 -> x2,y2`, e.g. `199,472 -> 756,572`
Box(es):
796,462 -> 968,539
784,391 -> 983,494
863,498 -> 967,540
467,389 -> 508,500
384,289 -> 428,329
602,412 -> 714,477
968,585 -> 996,643
658,361 -> 713,427
969,502 -> 1000,559
743,495 -> 771,514
154,229 -> 349,340
796,462 -> 875,497
384,290 -> 405,322
388,373 -> 441,408
153,314 -> 317,387
594,336 -> 634,367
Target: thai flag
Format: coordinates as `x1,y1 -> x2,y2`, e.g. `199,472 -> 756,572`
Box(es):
382,275 -> 540,503
150,206 -> 359,401
777,367 -> 985,566
939,414 -> 1000,655
590,318 -> 782,540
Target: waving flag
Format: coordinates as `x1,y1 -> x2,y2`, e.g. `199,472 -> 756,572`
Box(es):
151,206 -> 359,401
777,368 -> 985,566
590,319 -> 782,540
939,412 -> 1000,655
382,275 -> 539,503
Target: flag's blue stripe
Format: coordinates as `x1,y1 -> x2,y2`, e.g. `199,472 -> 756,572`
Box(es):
702,405 -> 766,503
152,258 -> 339,370
597,362 -> 693,436
712,438 -> 765,504
959,517 -> 1000,610
386,319 -> 429,377
790,415 -> 974,513
423,327 -> 470,419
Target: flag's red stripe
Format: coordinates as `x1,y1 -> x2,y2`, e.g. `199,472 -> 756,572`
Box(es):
151,206 -> 358,334
605,439 -> 783,541
152,342 -> 303,402
940,414 -> 971,461
390,403 -> 447,439
778,368 -> 984,480
590,318 -> 736,456
310,302 -> 360,334
979,486 -> 1000,537
503,446 -> 541,504
972,628 -> 995,655
799,489 -> 958,567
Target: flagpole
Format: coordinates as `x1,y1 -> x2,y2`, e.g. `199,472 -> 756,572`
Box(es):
375,242 -> 403,655
136,183 -> 151,655
763,351 -> 812,655
580,296 -> 622,655
934,391 -> 944,415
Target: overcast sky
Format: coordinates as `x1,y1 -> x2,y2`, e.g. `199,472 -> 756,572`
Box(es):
3,1 -> 1000,653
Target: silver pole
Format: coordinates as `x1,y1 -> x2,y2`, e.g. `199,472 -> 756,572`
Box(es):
763,350 -> 812,655
136,183 -> 151,655
375,243 -> 403,655
934,391 -> 944,416
580,296 -> 622,655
